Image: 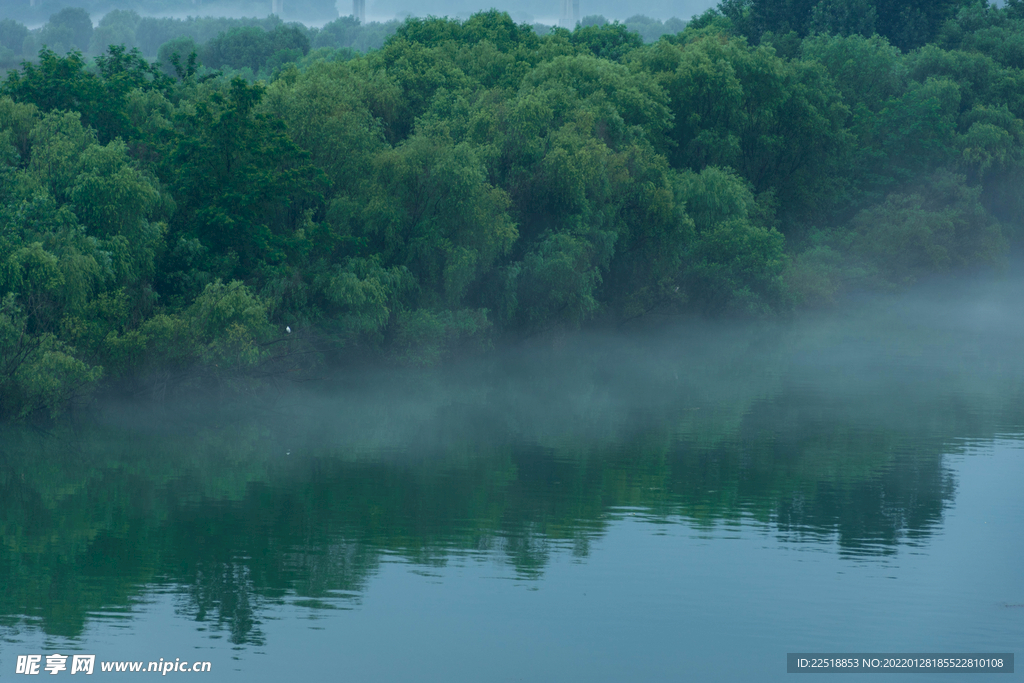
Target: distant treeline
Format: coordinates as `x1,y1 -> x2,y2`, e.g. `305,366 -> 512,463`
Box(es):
0,10 -> 403,75
577,15 -> 688,43
2,2 -> 1023,419
2,0 -> 339,25
0,10 -> 690,76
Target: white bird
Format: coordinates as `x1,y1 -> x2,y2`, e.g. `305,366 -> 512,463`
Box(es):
286,326 -> 291,334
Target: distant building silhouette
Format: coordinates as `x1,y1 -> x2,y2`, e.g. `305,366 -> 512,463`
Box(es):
559,0 -> 580,29
271,0 -> 283,14
353,0 -> 366,24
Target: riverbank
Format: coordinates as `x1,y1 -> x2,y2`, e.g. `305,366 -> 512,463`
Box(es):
3,6 -> 1024,420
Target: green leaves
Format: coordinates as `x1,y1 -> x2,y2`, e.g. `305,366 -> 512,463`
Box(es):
510,232 -> 614,329
674,167 -> 785,314
849,169 -> 1004,285
0,293 -> 103,420
707,0 -> 973,50
140,280 -> 273,377
632,35 -> 853,224
872,77 -> 960,180
0,103 -> 173,419
200,25 -> 310,75
361,134 -> 518,309
166,78 -> 324,280
570,22 -> 644,62
0,96 -> 39,165
801,33 -> 907,113
2,46 -> 172,144
2,50 -> 104,133
262,59 -> 387,198
39,8 -> 93,54
0,8 -> 1021,420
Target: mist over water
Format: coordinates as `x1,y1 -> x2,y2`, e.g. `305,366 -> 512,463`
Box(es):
2,267 -> 1023,680
92,261 -> 1023,452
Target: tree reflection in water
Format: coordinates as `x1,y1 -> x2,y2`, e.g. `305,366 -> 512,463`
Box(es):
2,295 -> 1022,643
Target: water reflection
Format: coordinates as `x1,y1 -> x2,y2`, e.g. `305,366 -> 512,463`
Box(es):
1,274 -> 1023,646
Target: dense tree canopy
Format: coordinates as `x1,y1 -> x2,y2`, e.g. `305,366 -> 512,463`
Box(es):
1,5 -> 1022,419
715,0 -> 979,50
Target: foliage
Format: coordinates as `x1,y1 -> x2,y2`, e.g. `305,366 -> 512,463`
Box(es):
200,25 -> 310,74
623,15 -> 688,44
570,22 -> 644,63
165,77 -> 324,284
675,166 -> 786,313
141,279 -> 274,377
38,8 -> 93,54
313,17 -> 402,54
0,19 -> 29,60
1,46 -> 172,143
0,8 -> 1022,419
90,10 -> 142,55
136,15 -> 289,58
0,295 -> 103,419
630,34 -> 853,224
710,0 -> 976,51
157,36 -> 198,77
849,169 -> 1005,285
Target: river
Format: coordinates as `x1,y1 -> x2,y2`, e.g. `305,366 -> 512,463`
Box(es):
2,271 -> 1022,681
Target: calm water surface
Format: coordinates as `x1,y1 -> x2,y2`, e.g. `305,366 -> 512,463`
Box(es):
2,276 -> 1023,681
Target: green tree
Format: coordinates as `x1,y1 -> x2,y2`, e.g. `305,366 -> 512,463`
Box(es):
89,10 -> 141,55
2,46 -> 172,144
808,0 -> 877,37
508,231 -> 614,329
0,19 -> 29,57
200,25 -> 310,74
675,166 -> 786,313
39,8 -> 93,54
0,293 -> 102,420
164,78 -> 324,286
631,34 -> 852,226
570,22 -> 644,62
801,33 -> 907,113
623,15 -> 688,43
850,169 -> 1004,284
141,279 -> 274,381
871,76 -> 960,183
360,133 -> 518,309
157,37 -> 200,78
714,0 -> 974,49
313,16 -> 363,51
